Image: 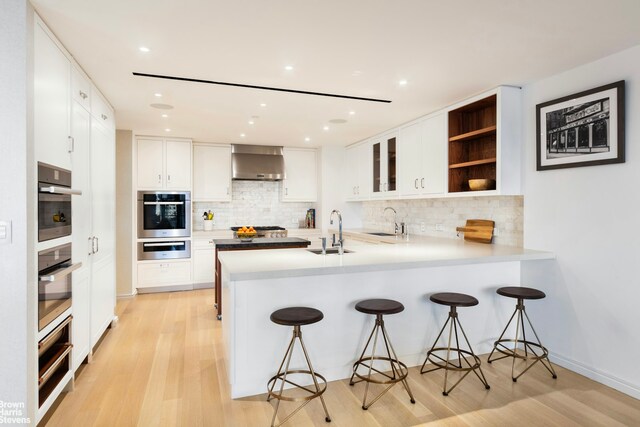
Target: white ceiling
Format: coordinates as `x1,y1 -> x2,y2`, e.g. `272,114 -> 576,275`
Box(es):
32,0 -> 640,147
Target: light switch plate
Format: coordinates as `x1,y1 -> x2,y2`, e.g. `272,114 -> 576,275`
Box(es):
0,220 -> 11,244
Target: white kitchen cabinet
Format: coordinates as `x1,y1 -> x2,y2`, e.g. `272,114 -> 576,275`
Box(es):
71,67 -> 91,112
90,87 -> 115,131
371,132 -> 398,199
345,142 -> 371,201
89,119 -> 116,347
137,138 -> 192,190
70,99 -> 92,370
192,239 -> 216,285
193,144 -> 231,201
398,113 -> 447,197
282,148 -> 317,202
137,260 -> 192,288
34,20 -> 71,170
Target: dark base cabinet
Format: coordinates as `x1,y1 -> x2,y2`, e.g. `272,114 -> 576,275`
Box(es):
214,238 -> 311,320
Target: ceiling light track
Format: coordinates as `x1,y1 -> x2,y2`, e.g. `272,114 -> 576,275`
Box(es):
132,72 -> 392,103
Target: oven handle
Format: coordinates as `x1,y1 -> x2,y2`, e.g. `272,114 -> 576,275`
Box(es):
143,241 -> 186,247
40,186 -> 82,196
38,344 -> 72,387
38,315 -> 73,351
39,262 -> 82,282
143,201 -> 184,205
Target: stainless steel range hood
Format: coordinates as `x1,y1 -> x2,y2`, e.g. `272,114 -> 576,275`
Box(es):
231,144 -> 285,181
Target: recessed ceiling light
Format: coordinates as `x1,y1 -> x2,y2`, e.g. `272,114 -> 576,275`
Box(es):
154,93 -> 162,97
139,46 -> 150,53
352,70 -> 363,76
323,126 -> 329,131
248,120 -> 254,125
398,79 -> 408,86
240,133 -> 246,138
161,114 -> 168,118
164,128 -> 171,132
304,137 -> 311,142
329,119 -> 347,124
260,103 -> 267,107
349,111 -> 355,115
284,65 -> 294,71
150,103 -> 173,110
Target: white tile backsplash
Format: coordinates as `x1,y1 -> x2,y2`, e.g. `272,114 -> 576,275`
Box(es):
362,196 -> 523,247
193,180 -> 316,230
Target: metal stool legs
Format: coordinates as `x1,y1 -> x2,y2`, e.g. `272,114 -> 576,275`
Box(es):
267,325 -> 331,426
487,298 -> 557,381
349,314 -> 415,409
420,306 -> 490,395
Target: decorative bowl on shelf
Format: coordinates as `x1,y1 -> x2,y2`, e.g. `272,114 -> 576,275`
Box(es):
238,237 -> 254,242
468,179 -> 496,191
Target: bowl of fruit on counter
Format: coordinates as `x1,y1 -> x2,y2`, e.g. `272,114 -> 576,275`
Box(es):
236,226 -> 257,242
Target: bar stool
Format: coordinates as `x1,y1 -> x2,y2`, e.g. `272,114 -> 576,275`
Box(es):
349,299 -> 415,409
420,292 -> 490,395
267,307 -> 331,427
487,286 -> 558,381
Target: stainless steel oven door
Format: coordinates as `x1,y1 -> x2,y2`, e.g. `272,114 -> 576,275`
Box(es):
38,243 -> 81,331
137,191 -> 191,238
137,240 -> 191,260
37,163 -> 82,242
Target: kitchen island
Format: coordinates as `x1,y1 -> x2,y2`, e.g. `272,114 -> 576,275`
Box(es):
213,237 -> 311,320
219,233 -> 555,398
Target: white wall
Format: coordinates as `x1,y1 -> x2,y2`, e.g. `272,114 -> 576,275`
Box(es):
0,0 -> 37,421
116,129 -> 134,296
521,44 -> 640,398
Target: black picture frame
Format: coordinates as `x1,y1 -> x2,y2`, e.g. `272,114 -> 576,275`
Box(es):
536,80 -> 625,171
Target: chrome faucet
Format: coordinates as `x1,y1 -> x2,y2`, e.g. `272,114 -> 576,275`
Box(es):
329,209 -> 344,255
384,206 -> 406,236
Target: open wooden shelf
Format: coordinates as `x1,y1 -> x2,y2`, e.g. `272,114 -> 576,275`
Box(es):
448,95 -> 497,193
449,158 -> 496,169
449,125 -> 496,142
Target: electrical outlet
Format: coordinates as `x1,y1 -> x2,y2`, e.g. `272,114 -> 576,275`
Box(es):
435,223 -> 444,232
420,222 -> 425,232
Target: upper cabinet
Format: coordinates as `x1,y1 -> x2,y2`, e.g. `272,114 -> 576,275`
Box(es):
447,86 -> 521,195
282,147 -> 317,202
137,138 -> 192,190
193,143 -> 232,201
345,86 -> 521,202
345,142 -> 371,201
398,113 -> 447,197
371,132 -> 398,199
34,20 -> 71,170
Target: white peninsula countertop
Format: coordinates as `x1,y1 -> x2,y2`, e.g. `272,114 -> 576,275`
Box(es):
219,230 -> 556,398
218,231 -> 554,281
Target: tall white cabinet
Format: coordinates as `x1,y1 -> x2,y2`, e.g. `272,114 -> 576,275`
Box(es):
34,14 -> 116,418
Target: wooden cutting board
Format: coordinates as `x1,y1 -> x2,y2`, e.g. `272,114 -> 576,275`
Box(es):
456,219 -> 495,244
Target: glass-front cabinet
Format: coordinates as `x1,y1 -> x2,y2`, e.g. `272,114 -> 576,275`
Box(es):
371,132 -> 397,198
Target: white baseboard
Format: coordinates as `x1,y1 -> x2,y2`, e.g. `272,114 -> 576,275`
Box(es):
549,352 -> 640,400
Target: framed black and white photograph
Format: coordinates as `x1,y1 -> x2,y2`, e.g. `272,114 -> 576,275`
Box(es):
536,80 -> 625,171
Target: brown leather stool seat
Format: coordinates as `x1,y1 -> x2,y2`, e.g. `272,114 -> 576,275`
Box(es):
488,286 -> 558,382
350,298 -> 415,409
267,307 -> 330,426
421,292 -> 490,396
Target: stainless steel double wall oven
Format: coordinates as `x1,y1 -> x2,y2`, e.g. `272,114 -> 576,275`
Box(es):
137,191 -> 191,260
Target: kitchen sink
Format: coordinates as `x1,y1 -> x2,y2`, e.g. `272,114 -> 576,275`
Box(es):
366,232 -> 397,237
307,248 -> 354,255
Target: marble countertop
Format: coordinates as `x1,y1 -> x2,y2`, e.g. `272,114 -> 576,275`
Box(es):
218,230 -> 555,281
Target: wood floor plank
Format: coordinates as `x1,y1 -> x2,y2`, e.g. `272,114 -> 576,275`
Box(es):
42,289 -> 640,427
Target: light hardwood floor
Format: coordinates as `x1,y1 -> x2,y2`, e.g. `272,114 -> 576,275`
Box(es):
43,289 -> 640,427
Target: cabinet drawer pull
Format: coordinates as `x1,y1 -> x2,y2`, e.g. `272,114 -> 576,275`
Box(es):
101,114 -> 108,120
38,344 -> 72,386
79,90 -> 88,100
68,136 -> 74,153
421,178 -> 425,188
414,178 -> 418,189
